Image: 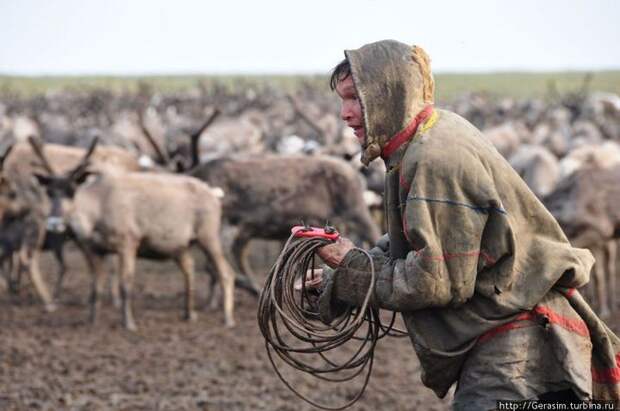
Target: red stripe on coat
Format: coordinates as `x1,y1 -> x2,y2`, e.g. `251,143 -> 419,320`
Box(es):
478,305 -> 590,344
532,306 -> 590,338
478,312 -> 536,343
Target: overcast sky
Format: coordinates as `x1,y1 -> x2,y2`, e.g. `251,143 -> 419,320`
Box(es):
1,0 -> 619,75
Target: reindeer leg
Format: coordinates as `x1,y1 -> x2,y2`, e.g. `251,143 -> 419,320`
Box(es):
7,251 -> 21,295
199,231 -> 235,328
606,240 -> 617,314
175,250 -> 197,321
109,256 -> 121,308
592,246 -> 609,318
203,256 -> 220,311
86,251 -> 106,325
118,244 -> 138,331
0,257 -> 6,292
15,251 -> 25,294
29,250 -> 56,312
231,232 -> 260,296
52,244 -> 67,299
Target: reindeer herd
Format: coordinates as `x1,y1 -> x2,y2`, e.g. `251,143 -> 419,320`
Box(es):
0,85 -> 381,330
0,80 -> 618,331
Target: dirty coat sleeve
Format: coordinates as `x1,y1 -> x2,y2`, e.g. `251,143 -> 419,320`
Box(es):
319,152 -> 500,322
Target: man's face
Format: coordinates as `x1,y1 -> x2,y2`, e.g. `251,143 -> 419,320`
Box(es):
336,75 -> 365,145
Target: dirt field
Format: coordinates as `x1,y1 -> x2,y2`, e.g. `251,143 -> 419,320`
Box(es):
1,244 -> 618,411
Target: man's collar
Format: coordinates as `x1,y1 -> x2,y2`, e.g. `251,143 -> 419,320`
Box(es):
381,105 -> 435,161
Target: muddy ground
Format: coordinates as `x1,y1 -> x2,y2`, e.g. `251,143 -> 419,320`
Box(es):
0,243 -> 618,411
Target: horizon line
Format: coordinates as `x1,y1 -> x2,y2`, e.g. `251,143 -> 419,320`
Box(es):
1,68 -> 620,78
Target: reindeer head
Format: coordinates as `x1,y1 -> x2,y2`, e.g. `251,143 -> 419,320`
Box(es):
138,107 -> 220,172
29,136 -> 98,233
0,143 -> 22,222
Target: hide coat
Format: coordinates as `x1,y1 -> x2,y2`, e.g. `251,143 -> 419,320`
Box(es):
319,40 -> 620,410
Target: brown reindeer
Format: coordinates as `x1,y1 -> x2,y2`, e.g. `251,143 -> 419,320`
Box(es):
141,108 -> 381,293
0,141 -> 63,311
0,143 -> 54,310
189,155 -> 381,289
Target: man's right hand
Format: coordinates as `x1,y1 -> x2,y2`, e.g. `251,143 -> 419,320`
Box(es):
316,237 -> 355,268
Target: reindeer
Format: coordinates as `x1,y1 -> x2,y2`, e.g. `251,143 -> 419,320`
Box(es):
188,155 -> 382,290
544,165 -> 620,318
508,144 -> 560,199
546,144 -> 620,317
0,143 -> 57,311
138,107 -> 381,293
31,139 -> 236,330
3,138 -> 144,178
0,136 -> 148,300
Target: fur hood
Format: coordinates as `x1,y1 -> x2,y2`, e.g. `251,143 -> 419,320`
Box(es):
344,40 -> 434,165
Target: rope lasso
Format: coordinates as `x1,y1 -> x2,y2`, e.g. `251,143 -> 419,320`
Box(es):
257,226 -> 407,410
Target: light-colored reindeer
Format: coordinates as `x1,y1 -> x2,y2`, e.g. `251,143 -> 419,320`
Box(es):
31,139 -> 236,330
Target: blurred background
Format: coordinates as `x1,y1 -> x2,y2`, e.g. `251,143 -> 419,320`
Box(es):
1,1 -> 619,410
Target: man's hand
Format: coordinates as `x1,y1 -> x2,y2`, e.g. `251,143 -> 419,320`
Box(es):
294,268 -> 324,314
316,237 -> 355,268
294,268 -> 324,291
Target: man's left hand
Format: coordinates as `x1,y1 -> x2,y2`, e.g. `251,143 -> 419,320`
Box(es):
294,268 -> 324,291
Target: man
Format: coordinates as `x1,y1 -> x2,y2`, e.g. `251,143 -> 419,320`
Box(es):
307,40 -> 620,410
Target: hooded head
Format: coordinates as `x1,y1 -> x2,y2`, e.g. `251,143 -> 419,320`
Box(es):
333,40 -> 435,165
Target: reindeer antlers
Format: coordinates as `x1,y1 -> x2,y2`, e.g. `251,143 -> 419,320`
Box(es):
28,135 -> 57,176
191,108 -> 221,141
190,107 -> 221,169
68,136 -> 99,181
138,109 -> 170,166
28,135 -> 99,180
0,143 -> 15,172
137,105 -> 221,170
286,94 -> 326,143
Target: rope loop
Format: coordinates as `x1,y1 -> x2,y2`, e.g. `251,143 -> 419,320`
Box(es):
257,232 -> 407,410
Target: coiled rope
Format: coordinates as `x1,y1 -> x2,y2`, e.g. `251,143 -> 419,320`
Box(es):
257,231 -> 407,410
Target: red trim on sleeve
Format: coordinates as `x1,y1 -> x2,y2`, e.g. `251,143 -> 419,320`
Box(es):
592,353 -> 620,384
399,170 -> 409,188
402,215 -> 411,243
